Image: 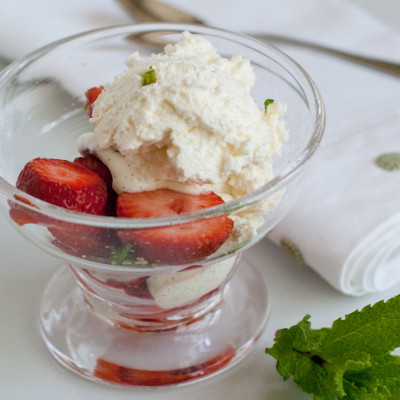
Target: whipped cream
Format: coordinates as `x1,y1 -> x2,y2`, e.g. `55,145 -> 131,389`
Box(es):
77,32 -> 288,201
147,257 -> 237,309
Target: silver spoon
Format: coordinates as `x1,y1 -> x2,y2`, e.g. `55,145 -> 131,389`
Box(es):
117,0 -> 400,77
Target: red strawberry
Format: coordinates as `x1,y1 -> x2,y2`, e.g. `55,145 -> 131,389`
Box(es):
107,277 -> 153,299
16,158 -> 108,215
74,155 -> 112,186
49,226 -> 117,259
8,194 -> 40,226
74,155 -> 118,216
85,85 -> 104,117
93,346 -> 236,385
116,189 -> 233,265
83,269 -> 152,299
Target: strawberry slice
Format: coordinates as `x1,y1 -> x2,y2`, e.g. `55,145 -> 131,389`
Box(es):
74,155 -> 118,216
106,277 -> 153,299
85,85 -> 104,117
16,158 -> 107,215
74,155 -> 112,187
116,189 -> 233,265
8,194 -> 41,226
49,226 -> 118,259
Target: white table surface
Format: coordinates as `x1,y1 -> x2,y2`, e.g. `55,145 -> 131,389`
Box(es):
1,2 -> 400,399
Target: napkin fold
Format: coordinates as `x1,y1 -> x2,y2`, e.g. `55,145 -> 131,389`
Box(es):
268,108 -> 400,295
1,0 -> 400,295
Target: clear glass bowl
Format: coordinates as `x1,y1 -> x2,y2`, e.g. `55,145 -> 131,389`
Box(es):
0,24 -> 325,386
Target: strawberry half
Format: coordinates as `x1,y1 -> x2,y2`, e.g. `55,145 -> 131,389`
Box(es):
74,155 -> 118,216
74,155 -> 112,187
8,194 -> 41,226
85,85 -> 104,117
116,189 -> 234,265
49,226 -> 118,259
16,158 -> 108,215
106,277 -> 153,299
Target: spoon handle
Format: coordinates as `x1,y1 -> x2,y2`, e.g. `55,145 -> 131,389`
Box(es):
118,0 -> 203,24
118,0 -> 400,77
251,34 -> 400,77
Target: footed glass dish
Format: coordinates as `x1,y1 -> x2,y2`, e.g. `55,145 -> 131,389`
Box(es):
0,24 -> 325,386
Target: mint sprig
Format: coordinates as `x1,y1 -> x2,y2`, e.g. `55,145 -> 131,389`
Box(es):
266,295 -> 400,399
108,243 -> 136,265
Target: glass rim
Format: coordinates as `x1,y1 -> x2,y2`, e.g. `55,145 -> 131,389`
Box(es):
0,22 -> 326,229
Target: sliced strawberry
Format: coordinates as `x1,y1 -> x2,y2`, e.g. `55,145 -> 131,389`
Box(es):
74,155 -> 118,216
49,226 -> 117,259
107,277 -> 153,299
8,194 -> 41,226
116,189 -> 233,265
82,269 -> 152,299
16,158 -> 108,215
74,155 -> 112,186
85,85 -> 104,117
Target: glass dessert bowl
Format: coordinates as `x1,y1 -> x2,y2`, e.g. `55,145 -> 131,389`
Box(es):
0,24 -> 325,386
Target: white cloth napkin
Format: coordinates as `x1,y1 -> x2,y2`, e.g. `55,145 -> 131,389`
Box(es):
269,107 -> 400,295
1,0 -> 400,295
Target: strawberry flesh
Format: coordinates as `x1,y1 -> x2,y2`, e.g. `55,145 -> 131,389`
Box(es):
74,155 -> 118,216
85,85 -> 104,117
106,277 -> 153,299
16,158 -> 108,215
49,226 -> 118,259
116,189 -> 233,265
8,194 -> 41,226
74,155 -> 113,187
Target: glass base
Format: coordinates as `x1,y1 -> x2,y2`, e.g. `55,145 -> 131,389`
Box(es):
39,257 -> 270,387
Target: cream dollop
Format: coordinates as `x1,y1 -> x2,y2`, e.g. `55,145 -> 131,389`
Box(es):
77,32 -> 288,197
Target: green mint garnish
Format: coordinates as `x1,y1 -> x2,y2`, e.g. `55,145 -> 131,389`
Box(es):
266,294 -> 400,399
264,98 -> 274,112
141,66 -> 157,86
108,243 -> 136,265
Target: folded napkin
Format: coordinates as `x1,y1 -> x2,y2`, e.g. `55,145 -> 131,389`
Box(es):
1,0 -> 400,295
268,107 -> 400,295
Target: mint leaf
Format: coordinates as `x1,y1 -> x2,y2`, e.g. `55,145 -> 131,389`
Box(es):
264,98 -> 274,112
108,243 -> 136,265
266,316 -> 329,395
141,66 -> 156,85
342,354 -> 400,399
321,298 -> 400,358
266,294 -> 400,399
